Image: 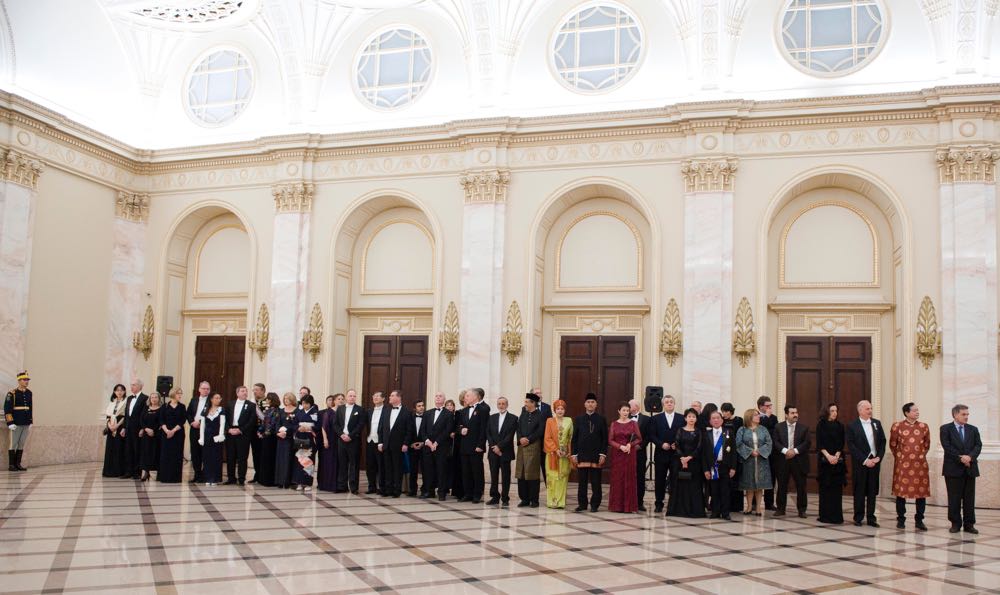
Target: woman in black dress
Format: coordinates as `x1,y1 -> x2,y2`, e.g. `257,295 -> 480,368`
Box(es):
446,398 -> 463,499
102,384 -> 127,478
274,392 -> 299,489
157,387 -> 187,483
256,392 -> 281,487
816,403 -> 846,524
200,393 -> 226,486
138,392 -> 162,481
294,395 -> 319,492
318,393 -> 343,492
667,408 -> 705,518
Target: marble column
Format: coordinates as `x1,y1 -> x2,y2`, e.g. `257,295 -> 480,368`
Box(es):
938,146 -> 999,440
104,192 -> 148,391
0,149 -> 43,389
267,183 -> 313,392
457,170 -> 508,397
681,158 -> 737,406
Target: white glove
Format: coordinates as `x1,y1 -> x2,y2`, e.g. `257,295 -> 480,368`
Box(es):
7,424 -> 14,430
198,439 -> 204,446
214,435 -> 225,443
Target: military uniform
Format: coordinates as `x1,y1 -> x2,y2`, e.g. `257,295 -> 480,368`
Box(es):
5,371 -> 33,471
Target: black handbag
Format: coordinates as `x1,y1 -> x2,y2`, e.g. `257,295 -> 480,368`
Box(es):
676,470 -> 692,481
294,437 -> 312,450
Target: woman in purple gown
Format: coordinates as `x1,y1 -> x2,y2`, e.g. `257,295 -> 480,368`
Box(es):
317,393 -> 344,492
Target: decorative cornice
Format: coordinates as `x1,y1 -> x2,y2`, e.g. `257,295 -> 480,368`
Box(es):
115,191 -> 149,223
272,182 -> 314,213
0,148 -> 43,189
460,169 -> 510,204
936,145 -> 1000,183
681,157 -> 738,192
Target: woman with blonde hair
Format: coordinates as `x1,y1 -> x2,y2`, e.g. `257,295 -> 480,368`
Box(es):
735,408 -> 773,515
274,392 -> 299,489
157,387 -> 187,483
543,399 -> 574,509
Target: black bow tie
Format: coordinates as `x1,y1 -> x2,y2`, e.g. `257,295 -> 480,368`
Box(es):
393,407 -> 400,410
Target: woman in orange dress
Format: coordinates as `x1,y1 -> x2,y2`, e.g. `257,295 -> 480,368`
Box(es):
889,402 -> 931,531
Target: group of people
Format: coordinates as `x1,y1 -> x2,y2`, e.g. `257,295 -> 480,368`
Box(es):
96,379 -> 983,533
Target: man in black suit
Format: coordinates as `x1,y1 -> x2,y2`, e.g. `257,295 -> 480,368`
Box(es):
628,399 -> 652,511
486,396 -> 517,506
365,392 -> 387,494
225,386 -> 256,485
772,403 -> 810,518
408,400 -> 426,496
702,410 -> 737,520
845,399 -> 887,527
720,402 -> 744,512
377,390 -> 413,498
334,389 -> 364,493
421,392 -> 454,500
474,387 -> 491,416
941,403 -> 982,534
186,380 -> 211,483
756,396 -> 779,510
457,389 -> 488,503
572,393 -> 607,512
248,383 -> 266,483
651,395 -> 684,514
122,378 -> 149,479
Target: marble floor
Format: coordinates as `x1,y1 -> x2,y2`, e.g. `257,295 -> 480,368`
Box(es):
1,464 -> 997,595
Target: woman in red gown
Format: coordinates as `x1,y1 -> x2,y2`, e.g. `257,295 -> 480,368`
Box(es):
608,402 -> 642,513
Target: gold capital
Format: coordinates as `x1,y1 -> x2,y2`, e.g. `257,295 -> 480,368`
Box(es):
0,148 -> 43,190
681,158 -> 738,193
273,182 -> 314,213
116,191 -> 150,223
460,169 -> 510,204
936,145 -> 1000,183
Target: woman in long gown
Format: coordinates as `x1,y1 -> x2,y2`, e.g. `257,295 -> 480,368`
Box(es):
199,393 -> 226,486
274,393 -> 299,489
816,403 -> 846,524
608,402 -> 642,513
256,392 -> 281,487
293,395 -> 319,492
543,399 -> 573,509
446,399 -> 463,499
138,392 -> 162,481
667,408 -> 705,518
157,387 -> 187,483
318,393 -> 343,492
102,384 -> 127,478
736,409 -> 772,515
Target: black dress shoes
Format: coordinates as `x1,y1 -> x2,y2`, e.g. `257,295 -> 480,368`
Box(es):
773,510 -> 786,517
237,480 -> 245,486
853,520 -> 863,526
418,494 -> 429,499
487,498 -> 500,505
438,495 -> 447,502
654,505 -> 664,513
502,501 -> 509,507
722,514 -> 732,521
471,498 -> 483,504
590,507 -> 599,513
915,521 -> 928,531
517,500 -> 529,507
798,511 -> 807,519
529,501 -> 539,508
365,489 -> 377,494
224,479 -> 237,485
867,521 -> 880,528
574,506 -> 587,512
896,519 -> 905,529
964,526 -> 979,534
407,492 -> 417,497
949,525 -> 961,533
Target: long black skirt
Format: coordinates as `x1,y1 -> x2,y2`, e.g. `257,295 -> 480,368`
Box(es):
667,475 -> 706,518
317,441 -> 337,492
202,440 -> 224,483
139,434 -> 159,471
274,437 -> 294,488
102,431 -> 125,478
157,432 -> 185,483
256,435 -> 277,487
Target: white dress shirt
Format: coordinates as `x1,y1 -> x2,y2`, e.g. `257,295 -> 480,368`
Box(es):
782,423 -> 796,455
368,406 -> 383,443
414,414 -> 422,435
860,418 -> 876,456
127,395 -> 139,416
389,406 -> 400,429
233,399 -> 245,424
194,395 -> 209,421
342,404 -> 355,437
432,407 -> 441,425
713,428 -> 724,461
663,411 -> 673,428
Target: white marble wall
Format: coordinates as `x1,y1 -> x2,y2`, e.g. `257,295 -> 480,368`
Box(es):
682,190 -> 734,406
104,217 -> 145,393
939,181 -> 999,440
267,211 -> 311,392
0,181 -> 36,388
458,201 -> 506,398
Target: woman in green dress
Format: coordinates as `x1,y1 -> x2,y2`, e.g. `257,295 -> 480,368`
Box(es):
543,399 -> 573,509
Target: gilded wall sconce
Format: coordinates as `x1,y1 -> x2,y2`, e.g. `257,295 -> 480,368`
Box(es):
659,298 -> 683,366
302,303 -> 323,363
440,301 -> 459,364
248,303 -> 270,362
501,301 -> 523,365
733,297 -> 756,368
915,296 -> 942,369
132,305 -> 154,361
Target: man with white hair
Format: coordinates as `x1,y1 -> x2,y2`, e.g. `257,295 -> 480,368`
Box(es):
122,378 -> 149,479
846,400 -> 887,527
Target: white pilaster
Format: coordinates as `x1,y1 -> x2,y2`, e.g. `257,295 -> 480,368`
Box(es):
104,191 -> 148,391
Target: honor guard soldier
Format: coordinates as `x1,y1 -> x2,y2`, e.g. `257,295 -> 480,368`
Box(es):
5,371 -> 33,471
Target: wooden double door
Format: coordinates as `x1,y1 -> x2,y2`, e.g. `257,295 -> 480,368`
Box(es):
785,335 -> 872,491
559,336 -> 635,423
361,335 -> 429,410
193,335 -> 246,407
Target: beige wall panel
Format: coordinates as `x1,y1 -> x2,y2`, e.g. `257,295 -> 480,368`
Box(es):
195,226 -> 251,296
558,213 -> 640,289
783,204 -> 876,286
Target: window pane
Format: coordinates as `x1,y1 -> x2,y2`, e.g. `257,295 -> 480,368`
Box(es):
550,4 -> 642,93
779,0 -> 885,75
355,29 -> 432,109
185,50 -> 253,126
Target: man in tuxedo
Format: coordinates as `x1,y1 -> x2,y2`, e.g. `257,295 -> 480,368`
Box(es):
572,393 -> 607,512
756,396 -> 779,510
486,396 -> 518,506
702,410 -> 737,520
407,401 -> 426,496
629,399 -> 652,511
474,387 -> 491,416
248,383 -> 266,484
457,389 -> 488,503
845,399 -> 886,527
365,392 -> 387,494
941,404 -> 982,534
421,392 -> 454,500
225,386 -> 256,485
773,404 -> 810,518
334,389 -> 363,493
122,378 -> 149,479
377,390 -> 413,498
186,381 -> 211,483
651,395 -> 684,514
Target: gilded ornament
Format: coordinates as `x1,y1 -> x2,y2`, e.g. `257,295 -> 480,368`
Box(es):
301,303 -> 323,363
733,297 -> 755,368
659,298 -> 683,366
440,301 -> 459,364
915,296 -> 942,369
248,303 -> 270,361
500,301 -> 523,365
132,305 -> 154,361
